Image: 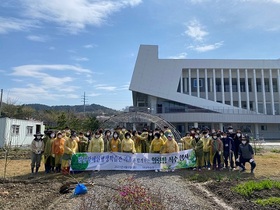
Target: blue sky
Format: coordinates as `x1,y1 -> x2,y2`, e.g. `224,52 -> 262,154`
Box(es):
1,0 -> 280,111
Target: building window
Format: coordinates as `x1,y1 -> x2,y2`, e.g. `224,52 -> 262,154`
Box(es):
11,125 -> 20,135
261,125 -> 267,131
193,79 -> 203,87
26,126 -> 33,135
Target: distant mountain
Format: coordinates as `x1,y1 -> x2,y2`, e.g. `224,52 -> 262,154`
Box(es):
24,103 -> 120,115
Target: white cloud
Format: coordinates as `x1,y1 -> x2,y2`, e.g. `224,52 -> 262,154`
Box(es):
88,92 -> 101,97
72,57 -> 89,62
10,64 -> 92,92
7,84 -> 81,104
12,64 -> 92,77
0,17 -> 38,34
190,0 -> 211,3
184,19 -> 208,42
20,0 -> 142,34
95,84 -> 117,91
169,52 -> 188,59
83,44 -> 96,49
11,79 -> 23,82
85,78 -> 96,85
189,41 -> 223,52
27,35 -> 48,42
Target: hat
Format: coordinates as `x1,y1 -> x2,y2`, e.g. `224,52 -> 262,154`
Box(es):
70,133 -> 77,138
34,132 -> 43,137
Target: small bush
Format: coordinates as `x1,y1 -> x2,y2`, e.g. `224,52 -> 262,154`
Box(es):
271,149 -> 280,153
113,176 -> 165,210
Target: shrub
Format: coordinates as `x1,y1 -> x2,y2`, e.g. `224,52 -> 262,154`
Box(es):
113,176 -> 165,210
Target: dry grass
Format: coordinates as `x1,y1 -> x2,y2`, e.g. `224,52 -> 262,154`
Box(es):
0,150 -> 279,179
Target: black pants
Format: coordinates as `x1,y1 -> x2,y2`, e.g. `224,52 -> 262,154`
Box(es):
234,150 -> 240,167
223,152 -> 234,168
213,152 -> 221,168
45,155 -> 55,173
240,157 -> 256,171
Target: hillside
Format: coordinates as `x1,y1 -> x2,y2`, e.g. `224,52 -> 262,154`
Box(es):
24,103 -> 120,115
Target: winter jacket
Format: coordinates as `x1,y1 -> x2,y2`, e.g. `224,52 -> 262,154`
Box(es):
121,137 -> 136,153
150,137 -> 164,153
222,137 -> 234,153
238,143 -> 254,159
88,136 -> 104,153
162,139 -> 179,153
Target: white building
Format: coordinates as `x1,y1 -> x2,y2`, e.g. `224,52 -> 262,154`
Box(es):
0,117 -> 45,148
129,45 -> 280,140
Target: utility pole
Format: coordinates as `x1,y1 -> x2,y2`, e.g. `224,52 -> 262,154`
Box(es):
81,92 -> 88,117
0,89 -> 3,117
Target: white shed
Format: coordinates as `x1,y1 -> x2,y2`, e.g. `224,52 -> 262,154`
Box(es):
0,117 -> 45,148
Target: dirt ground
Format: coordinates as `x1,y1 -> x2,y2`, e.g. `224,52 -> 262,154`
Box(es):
0,149 -> 280,210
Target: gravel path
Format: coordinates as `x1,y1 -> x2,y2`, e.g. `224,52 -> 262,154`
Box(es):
48,170 -> 231,210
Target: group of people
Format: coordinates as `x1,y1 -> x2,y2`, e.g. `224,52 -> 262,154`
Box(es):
181,126 -> 256,173
30,125 -> 256,175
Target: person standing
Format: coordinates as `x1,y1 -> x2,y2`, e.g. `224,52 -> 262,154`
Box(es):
52,131 -> 65,173
108,131 -> 122,152
233,130 -> 243,169
210,133 -> 223,170
201,130 -> 212,170
43,131 -> 55,173
61,133 -> 78,175
180,132 -> 193,150
222,132 -> 235,169
121,132 -> 136,153
103,130 -> 111,152
77,132 -> 88,152
150,132 -> 164,153
191,133 -> 204,171
161,133 -> 179,154
88,131 -> 104,153
30,132 -> 45,174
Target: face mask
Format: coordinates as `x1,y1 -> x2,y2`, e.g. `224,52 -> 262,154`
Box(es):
149,133 -> 152,136
50,134 -> 55,138
95,135 -> 100,138
126,136 -> 130,139
242,141 -> 246,144
122,129 -> 125,132
228,129 -> 233,133
155,136 -> 158,139
191,131 -> 195,133
237,133 -> 241,137
106,133 -> 111,136
86,132 -> 90,136
195,135 -> 199,139
213,136 -> 217,140
113,134 -> 118,138
57,135 -> 62,138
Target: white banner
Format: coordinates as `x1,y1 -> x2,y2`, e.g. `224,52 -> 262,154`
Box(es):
70,149 -> 196,171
